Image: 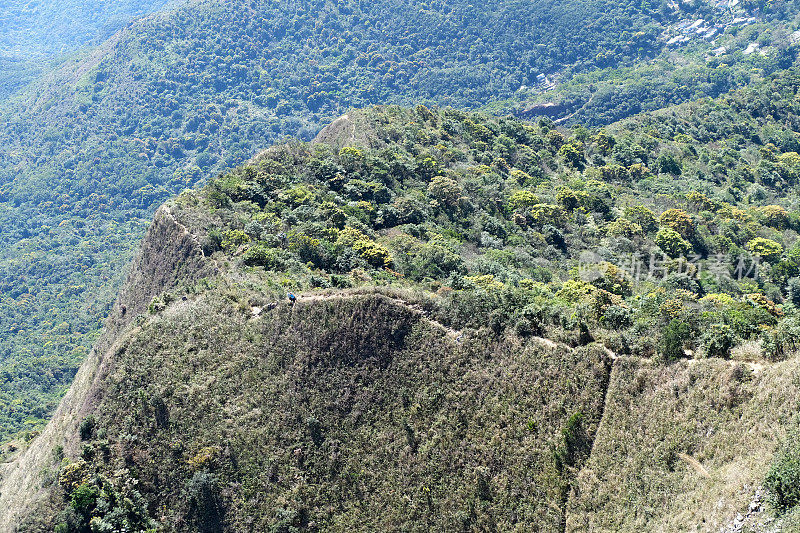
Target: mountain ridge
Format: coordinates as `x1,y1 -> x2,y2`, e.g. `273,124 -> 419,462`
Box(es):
5,96 -> 800,528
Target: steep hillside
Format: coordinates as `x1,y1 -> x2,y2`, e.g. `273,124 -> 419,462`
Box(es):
6,100 -> 800,530
0,0 -> 174,99
1,203 -> 612,530
567,356 -> 800,532
493,0 -> 800,125
14,291 -> 612,531
0,205 -> 214,529
0,0 -> 763,442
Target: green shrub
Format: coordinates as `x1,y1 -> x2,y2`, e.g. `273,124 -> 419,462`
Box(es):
605,218 -> 643,238
701,323 -> 735,359
507,189 -> 539,212
185,472 -> 223,532
553,412 -> 590,473
221,229 -> 251,251
762,316 -> 800,361
79,415 -> 96,441
765,429 -> 800,514
655,227 -> 692,258
624,205 -> 658,234
527,204 -> 567,227
307,417 -> 324,446
601,305 -> 632,329
659,208 -> 694,238
70,483 -> 99,517
242,244 -> 287,270
659,319 -> 691,360
747,237 -> 784,264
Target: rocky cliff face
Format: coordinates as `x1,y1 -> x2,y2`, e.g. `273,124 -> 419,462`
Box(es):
0,205 -> 214,530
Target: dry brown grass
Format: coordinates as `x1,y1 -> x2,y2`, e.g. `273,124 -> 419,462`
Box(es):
566,355 -> 800,532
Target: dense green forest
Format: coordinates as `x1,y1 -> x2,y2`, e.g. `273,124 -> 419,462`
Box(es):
491,0 -> 800,124
179,71 -> 800,366
1,0 -> 800,445
0,0 -> 173,99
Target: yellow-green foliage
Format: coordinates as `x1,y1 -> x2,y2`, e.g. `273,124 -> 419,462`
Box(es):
747,237 -> 783,263
337,227 -> 393,268
628,163 -> 651,180
746,293 -> 783,317
427,175 -> 462,206
699,293 -> 737,307
598,164 -> 630,182
187,446 -> 221,471
686,191 -> 719,212
605,218 -> 643,238
659,298 -> 685,319
556,187 -> 580,210
558,141 -> 585,168
624,204 -> 658,233
654,227 -> 691,258
778,151 -> 800,181
757,205 -> 790,230
58,459 -> 90,493
339,146 -> 365,171
528,203 -> 567,226
659,208 -> 694,238
464,274 -> 505,291
221,229 -> 251,251
509,169 -> 534,185
508,190 -> 540,211
279,184 -> 315,207
587,262 -> 632,296
557,279 -> 596,302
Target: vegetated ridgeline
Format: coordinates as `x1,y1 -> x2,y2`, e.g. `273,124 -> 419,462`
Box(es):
1,0 -> 799,458
0,204 -> 613,531
0,0 -> 685,445
5,97 -> 800,530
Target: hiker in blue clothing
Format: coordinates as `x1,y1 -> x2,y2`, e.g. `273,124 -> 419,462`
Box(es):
288,293 -> 297,304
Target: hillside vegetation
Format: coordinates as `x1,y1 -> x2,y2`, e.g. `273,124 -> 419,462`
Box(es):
7,0 -> 800,444
0,0 -> 707,443
494,0 -> 800,125
0,0 -> 173,99
6,93 -> 800,529
176,75 -> 800,366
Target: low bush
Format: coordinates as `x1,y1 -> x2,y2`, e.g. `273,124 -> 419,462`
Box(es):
765,428 -> 800,514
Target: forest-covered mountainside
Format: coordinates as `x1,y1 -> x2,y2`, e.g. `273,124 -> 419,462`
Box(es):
490,0 -> 800,125
5,96 -> 800,530
0,0 -> 173,99
0,0 -> 714,443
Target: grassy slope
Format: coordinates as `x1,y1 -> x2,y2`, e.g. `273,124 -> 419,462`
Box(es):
567,356 -> 800,531
15,288 -> 612,531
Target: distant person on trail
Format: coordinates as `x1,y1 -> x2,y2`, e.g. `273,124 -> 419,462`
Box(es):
288,293 -> 296,305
